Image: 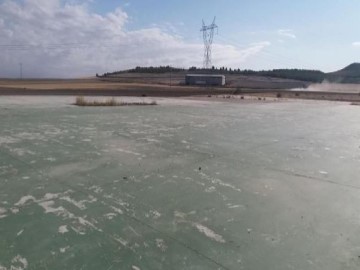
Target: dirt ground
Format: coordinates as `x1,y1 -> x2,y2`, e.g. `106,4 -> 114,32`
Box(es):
0,78 -> 235,97
0,73 -> 305,92
1,76 -> 360,102
102,72 -> 308,89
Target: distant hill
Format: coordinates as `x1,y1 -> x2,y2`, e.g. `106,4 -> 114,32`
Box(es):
101,66 -> 325,83
326,63 -> 360,83
258,69 -> 325,83
100,63 -> 360,84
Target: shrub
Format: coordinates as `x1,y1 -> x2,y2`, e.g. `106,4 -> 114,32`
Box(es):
74,96 -> 157,107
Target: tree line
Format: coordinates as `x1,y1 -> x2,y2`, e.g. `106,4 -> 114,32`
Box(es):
99,66 -> 326,83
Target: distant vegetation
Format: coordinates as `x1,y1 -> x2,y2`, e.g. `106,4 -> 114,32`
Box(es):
74,96 -> 157,107
257,69 -> 325,83
99,63 -> 360,84
190,67 -> 325,83
100,66 -> 325,82
100,66 -> 185,77
326,63 -> 360,83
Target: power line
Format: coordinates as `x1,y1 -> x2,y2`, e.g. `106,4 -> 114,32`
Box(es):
216,34 -> 315,68
0,32 -> 315,70
0,41 -> 127,51
215,36 -> 298,68
19,62 -> 23,79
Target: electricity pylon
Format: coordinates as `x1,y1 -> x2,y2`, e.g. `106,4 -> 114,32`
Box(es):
200,17 -> 218,69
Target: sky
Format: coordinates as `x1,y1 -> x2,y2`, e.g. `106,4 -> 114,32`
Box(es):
1,0 -> 360,77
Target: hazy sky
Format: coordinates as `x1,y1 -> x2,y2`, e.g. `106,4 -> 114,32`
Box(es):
1,0 -> 360,77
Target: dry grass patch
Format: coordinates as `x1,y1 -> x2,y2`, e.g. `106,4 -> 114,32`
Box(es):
74,96 -> 157,107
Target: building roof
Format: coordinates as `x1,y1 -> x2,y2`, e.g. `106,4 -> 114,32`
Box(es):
186,74 -> 225,78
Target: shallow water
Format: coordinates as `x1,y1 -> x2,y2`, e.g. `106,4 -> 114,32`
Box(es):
0,97 -> 360,270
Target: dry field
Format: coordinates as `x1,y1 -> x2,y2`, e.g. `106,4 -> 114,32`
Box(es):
0,78 -> 234,97
103,72 -> 308,89
0,73 -> 311,98
1,74 -> 360,102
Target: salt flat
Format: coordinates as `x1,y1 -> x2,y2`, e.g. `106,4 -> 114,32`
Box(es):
0,96 -> 360,270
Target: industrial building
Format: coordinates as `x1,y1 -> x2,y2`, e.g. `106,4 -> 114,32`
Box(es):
185,74 -> 226,86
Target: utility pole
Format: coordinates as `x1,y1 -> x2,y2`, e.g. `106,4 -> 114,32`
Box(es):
200,17 -> 218,69
170,66 -> 172,88
19,62 -> 23,79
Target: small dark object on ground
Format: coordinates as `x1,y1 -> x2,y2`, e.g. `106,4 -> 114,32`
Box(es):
199,167 -> 201,171
276,93 -> 282,98
208,95 -> 212,98
258,97 -> 262,101
142,94 -> 147,97
240,96 -> 244,100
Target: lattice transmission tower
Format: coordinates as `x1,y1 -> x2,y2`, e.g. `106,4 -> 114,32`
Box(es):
200,17 -> 218,69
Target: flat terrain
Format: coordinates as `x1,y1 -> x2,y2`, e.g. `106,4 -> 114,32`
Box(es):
1,97 -> 360,269
0,73 -> 308,95
0,78 -> 235,97
101,72 -> 308,89
1,76 -> 360,102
